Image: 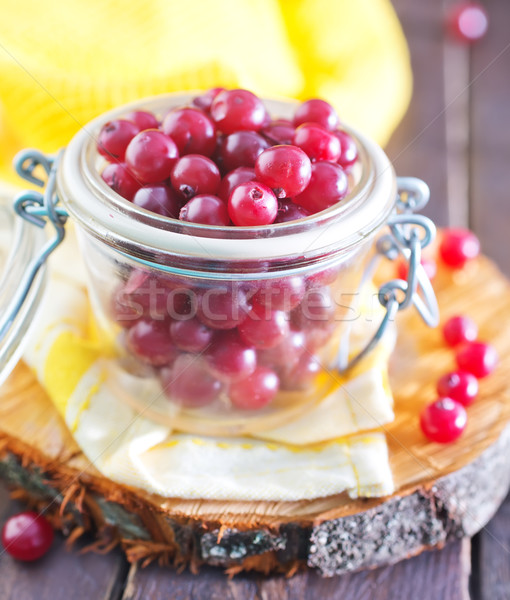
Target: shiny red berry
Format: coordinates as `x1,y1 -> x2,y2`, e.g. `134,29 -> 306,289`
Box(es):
125,110 -> 159,130
101,163 -> 141,201
179,194 -> 230,225
161,354 -> 223,407
255,276 -> 306,311
126,318 -> 177,366
447,2 -> 489,43
192,87 -> 225,112
217,167 -> 256,202
293,98 -> 339,131
397,257 -> 437,281
197,284 -> 250,330
205,331 -> 257,382
292,123 -> 341,162
420,397 -> 467,443
133,185 -> 180,218
437,370 -> 479,406
255,145 -> 312,198
125,130 -> 179,183
442,315 -> 478,347
170,317 -> 214,353
293,161 -> 348,214
210,89 -> 266,135
228,181 -> 278,226
171,154 -> 221,200
333,130 -> 359,169
262,120 -> 296,145
238,303 -> 289,349
280,353 -> 321,391
439,229 -> 480,268
229,366 -> 280,410
162,107 -> 217,157
456,341 -> 499,378
97,119 -> 140,161
275,200 -> 311,223
218,131 -> 269,172
2,511 -> 54,561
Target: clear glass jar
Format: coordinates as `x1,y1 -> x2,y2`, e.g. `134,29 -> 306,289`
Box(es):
4,93 -> 437,437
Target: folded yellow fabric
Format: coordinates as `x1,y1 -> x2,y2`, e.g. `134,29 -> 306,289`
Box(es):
0,0 -> 411,182
18,230 -> 396,501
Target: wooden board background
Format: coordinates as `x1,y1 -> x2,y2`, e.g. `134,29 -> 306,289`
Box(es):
1,0 -> 510,598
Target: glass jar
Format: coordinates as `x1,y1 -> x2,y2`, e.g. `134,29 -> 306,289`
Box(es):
1,93 -> 438,436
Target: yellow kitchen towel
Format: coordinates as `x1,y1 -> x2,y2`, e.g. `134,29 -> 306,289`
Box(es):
19,229 -> 396,501
0,0 -> 411,182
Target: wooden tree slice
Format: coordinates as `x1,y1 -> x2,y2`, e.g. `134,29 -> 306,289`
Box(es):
1,254 -> 510,576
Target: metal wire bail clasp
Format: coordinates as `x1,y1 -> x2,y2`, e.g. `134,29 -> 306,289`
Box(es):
340,177 -> 439,372
0,150 -> 68,343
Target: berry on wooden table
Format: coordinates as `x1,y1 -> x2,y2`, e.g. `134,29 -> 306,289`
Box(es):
442,315 -> 478,347
2,511 -> 54,561
447,2 -> 489,43
456,341 -> 499,379
437,370 -> 479,406
420,397 -> 467,443
439,228 -> 480,268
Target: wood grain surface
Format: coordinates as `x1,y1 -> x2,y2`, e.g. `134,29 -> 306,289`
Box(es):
1,0 -> 510,598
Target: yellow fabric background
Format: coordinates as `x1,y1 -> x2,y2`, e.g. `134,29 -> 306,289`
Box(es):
0,0 -> 411,183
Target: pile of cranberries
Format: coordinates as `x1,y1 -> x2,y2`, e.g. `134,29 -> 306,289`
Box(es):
98,88 -> 358,227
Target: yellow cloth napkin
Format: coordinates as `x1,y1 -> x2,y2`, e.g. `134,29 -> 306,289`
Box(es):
0,0 -> 411,182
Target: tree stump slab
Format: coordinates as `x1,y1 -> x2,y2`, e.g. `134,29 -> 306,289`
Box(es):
1,254 -> 509,576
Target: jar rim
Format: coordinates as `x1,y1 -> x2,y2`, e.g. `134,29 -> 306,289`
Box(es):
57,92 -> 396,271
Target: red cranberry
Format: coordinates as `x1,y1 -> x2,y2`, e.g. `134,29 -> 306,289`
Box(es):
97,119 -> 140,162
125,130 -> 179,183
217,167 -> 256,202
292,123 -> 341,162
179,194 -> 230,226
2,511 -> 54,561
280,353 -> 321,391
161,354 -> 223,407
228,181 -> 278,226
229,366 -> 280,410
210,89 -> 266,134
162,107 -> 216,157
442,315 -> 478,347
255,145 -> 312,198
197,283 -> 250,330
293,161 -> 348,214
133,185 -> 180,218
447,2 -> 488,43
275,200 -> 311,223
126,318 -> 177,366
258,329 -> 305,368
439,228 -> 480,268
262,120 -> 296,145
255,276 -> 306,311
125,110 -> 159,130
205,330 -> 257,382
218,131 -> 269,172
456,341 -> 499,378
170,317 -> 214,353
437,371 -> 479,406
238,303 -> 289,349
171,154 -> 221,200
101,163 -> 141,201
397,257 -> 437,281
420,397 -> 467,443
333,130 -> 359,169
292,286 -> 335,327
293,98 -> 339,131
306,265 -> 342,287
192,87 -> 225,112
